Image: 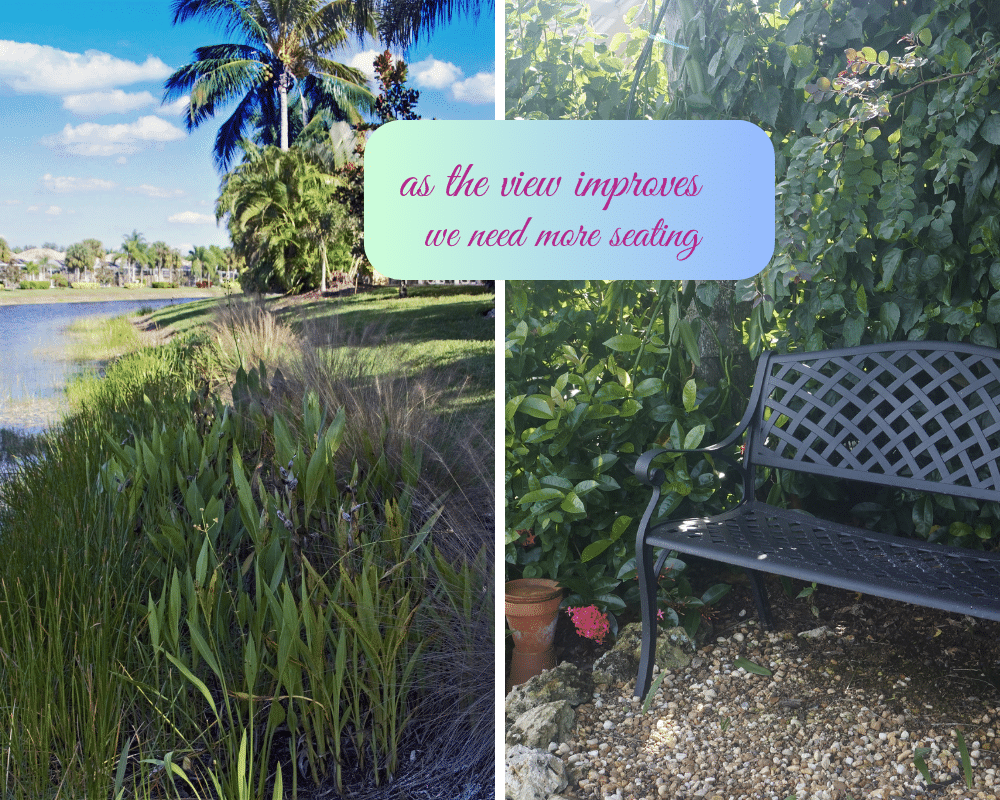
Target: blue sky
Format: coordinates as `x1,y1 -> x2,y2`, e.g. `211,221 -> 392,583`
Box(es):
0,1 -> 495,255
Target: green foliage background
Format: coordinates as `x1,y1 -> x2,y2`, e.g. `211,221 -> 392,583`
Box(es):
505,0 -> 1000,618
505,281 -> 742,630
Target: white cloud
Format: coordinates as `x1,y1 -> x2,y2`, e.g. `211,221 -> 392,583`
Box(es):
41,115 -> 185,157
25,205 -> 39,212
451,72 -> 495,104
159,96 -> 191,116
346,49 -> 383,83
168,211 -> 215,224
44,206 -> 62,216
130,184 -> 185,199
0,41 -> 172,94
410,56 -> 463,90
62,89 -> 156,116
41,174 -> 117,192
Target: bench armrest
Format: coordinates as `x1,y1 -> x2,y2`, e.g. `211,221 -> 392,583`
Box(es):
633,410 -> 753,486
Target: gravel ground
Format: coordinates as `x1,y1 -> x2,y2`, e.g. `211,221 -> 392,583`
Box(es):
553,584 -> 1000,800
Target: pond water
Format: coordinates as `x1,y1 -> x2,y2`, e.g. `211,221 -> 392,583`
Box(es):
0,298 -> 201,436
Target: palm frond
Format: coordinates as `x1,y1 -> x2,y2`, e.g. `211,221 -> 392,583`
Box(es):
171,0 -> 270,43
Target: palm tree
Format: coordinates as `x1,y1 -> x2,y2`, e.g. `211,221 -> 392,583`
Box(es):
372,0 -> 487,49
121,230 -> 148,284
149,241 -> 172,281
217,146 -> 345,292
164,0 -> 377,170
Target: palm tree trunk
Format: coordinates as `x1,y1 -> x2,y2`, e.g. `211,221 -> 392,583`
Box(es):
320,238 -> 328,293
279,67 -> 291,150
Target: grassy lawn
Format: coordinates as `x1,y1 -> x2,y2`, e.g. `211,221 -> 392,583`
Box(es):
147,285 -> 495,417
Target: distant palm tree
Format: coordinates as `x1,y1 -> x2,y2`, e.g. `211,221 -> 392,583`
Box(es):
121,230 -> 148,284
164,0 -> 377,170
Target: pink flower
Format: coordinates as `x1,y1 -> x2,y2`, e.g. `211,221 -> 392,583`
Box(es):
565,605 -> 611,644
657,609 -> 664,620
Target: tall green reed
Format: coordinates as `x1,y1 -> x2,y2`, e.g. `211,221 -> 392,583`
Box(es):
0,296 -> 493,799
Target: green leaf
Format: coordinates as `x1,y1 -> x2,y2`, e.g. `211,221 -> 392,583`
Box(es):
734,656 -> 772,676
878,248 -> 903,290
678,320 -> 701,366
880,301 -> 900,337
683,424 -> 706,450
604,334 -> 643,352
843,314 -> 865,347
610,515 -> 632,540
506,395 -> 525,425
957,728 -> 973,788
519,488 -> 564,505
160,649 -> 220,720
520,395 -> 555,419
855,285 -> 868,314
981,115 -> 1000,146
581,539 -> 612,562
701,583 -> 731,605
787,44 -> 813,69
560,491 -> 586,514
641,669 -> 670,713
682,378 -> 697,413
913,747 -> 933,784
634,377 -> 663,398
918,28 -> 932,46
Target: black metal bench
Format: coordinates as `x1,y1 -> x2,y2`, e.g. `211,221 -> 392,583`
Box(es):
632,342 -> 1000,698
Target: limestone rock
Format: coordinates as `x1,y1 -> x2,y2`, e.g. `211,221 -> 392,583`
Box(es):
592,622 -> 694,685
505,662 -> 592,724
506,699 -> 576,749
505,745 -> 568,800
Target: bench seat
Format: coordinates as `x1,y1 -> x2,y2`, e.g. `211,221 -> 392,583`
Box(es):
633,342 -> 1000,698
645,502 -> 1000,623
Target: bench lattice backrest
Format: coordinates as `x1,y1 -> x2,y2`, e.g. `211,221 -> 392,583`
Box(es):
748,343 -> 1000,502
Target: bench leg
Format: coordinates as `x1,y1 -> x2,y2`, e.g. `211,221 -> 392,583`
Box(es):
745,569 -> 774,630
634,540 -> 658,699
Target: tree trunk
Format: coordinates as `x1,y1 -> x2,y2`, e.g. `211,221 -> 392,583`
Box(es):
279,67 -> 291,151
687,280 -> 754,411
320,238 -> 328,293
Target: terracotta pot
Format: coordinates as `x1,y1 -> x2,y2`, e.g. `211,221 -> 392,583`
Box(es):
505,578 -> 563,687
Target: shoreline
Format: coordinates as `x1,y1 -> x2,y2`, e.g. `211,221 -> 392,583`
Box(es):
0,286 -> 233,305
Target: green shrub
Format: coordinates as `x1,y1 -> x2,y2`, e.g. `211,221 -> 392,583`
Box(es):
52,273 -> 69,288
506,281 -> 740,632
18,280 -> 49,290
151,281 -> 179,289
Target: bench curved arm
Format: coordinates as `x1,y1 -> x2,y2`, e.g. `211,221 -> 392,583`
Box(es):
633,410 -> 755,490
